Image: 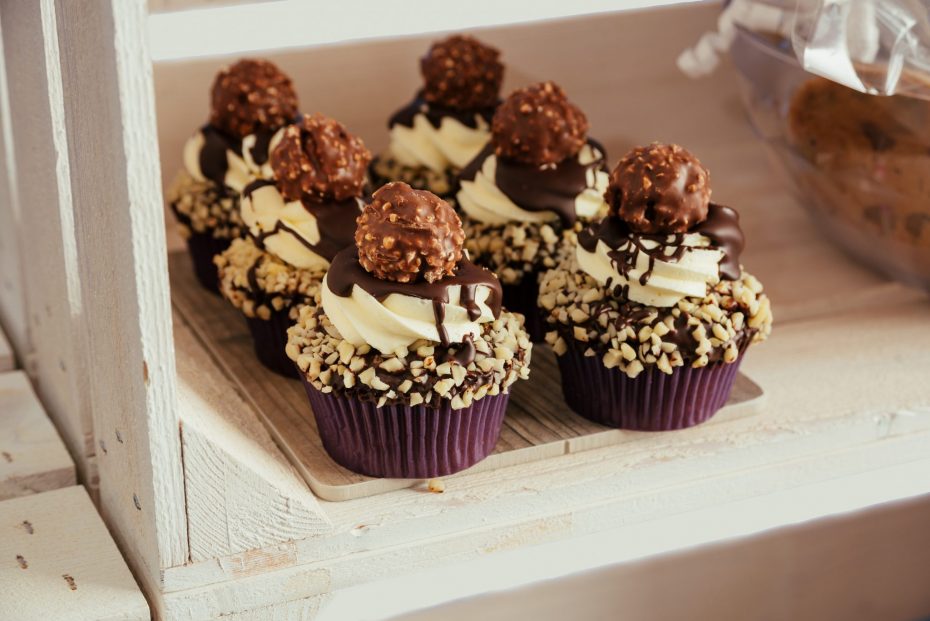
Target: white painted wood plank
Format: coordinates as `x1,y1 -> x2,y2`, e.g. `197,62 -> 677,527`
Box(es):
0,13 -> 28,360
175,310 -> 331,561
0,0 -> 96,485
0,486 -> 149,621
0,323 -> 13,371
0,371 -> 75,500
51,0 -> 188,602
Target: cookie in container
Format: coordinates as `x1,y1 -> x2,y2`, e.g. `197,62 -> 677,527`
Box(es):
286,182 -> 531,478
370,34 -> 504,198
215,112 -> 371,377
540,144 -> 772,430
456,81 -> 609,341
167,59 -> 298,292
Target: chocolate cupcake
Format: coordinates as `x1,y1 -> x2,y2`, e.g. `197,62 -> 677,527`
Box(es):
457,81 -> 609,341
216,112 -> 371,376
168,59 -> 299,292
540,144 -> 772,430
370,35 -> 504,197
286,182 -> 531,478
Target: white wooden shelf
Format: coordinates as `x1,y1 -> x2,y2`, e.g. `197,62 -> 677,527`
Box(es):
0,371 -> 76,500
0,486 -> 149,621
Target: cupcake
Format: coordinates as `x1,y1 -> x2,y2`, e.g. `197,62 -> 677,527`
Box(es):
216,112 -> 371,376
540,144 -> 773,430
168,59 -> 299,292
370,35 -> 503,198
457,81 -> 609,341
286,182 -> 531,478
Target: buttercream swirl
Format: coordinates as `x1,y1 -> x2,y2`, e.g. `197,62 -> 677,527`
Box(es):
388,113 -> 490,173
322,249 -> 501,356
457,142 -> 609,226
240,180 -> 361,271
576,203 -> 744,307
182,125 -> 283,192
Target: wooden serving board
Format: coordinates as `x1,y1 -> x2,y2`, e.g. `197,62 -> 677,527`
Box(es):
169,252 -> 764,502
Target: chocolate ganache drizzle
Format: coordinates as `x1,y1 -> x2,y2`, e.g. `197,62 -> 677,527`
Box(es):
243,179 -> 361,263
579,203 -> 745,286
198,124 -> 281,189
327,248 -> 502,352
460,139 -> 607,227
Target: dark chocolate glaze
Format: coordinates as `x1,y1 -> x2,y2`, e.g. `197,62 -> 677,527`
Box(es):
459,139 -> 607,227
198,125 -> 239,188
248,127 -> 278,166
244,180 -> 362,263
327,248 -> 502,351
579,203 -> 745,287
388,91 -> 497,131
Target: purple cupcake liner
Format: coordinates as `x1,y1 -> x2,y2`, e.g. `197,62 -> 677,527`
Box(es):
185,231 -> 232,294
245,309 -> 299,378
557,341 -> 746,431
300,378 -> 510,478
502,275 -> 546,343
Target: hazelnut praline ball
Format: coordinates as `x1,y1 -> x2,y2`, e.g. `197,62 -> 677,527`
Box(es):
356,182 -> 465,283
421,35 -> 503,110
491,81 -> 589,166
270,113 -> 371,203
209,59 -> 298,139
606,143 -> 711,234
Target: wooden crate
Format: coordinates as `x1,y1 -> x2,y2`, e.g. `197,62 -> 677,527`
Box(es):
0,2 -> 928,619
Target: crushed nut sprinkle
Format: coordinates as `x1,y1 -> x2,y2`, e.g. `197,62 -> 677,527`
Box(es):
287,304 -> 531,408
370,155 -> 457,197
215,237 -> 324,320
168,171 -> 244,240
539,253 -> 772,378
463,217 -> 586,285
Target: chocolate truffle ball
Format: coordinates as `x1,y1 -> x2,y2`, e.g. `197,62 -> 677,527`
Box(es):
271,113 -> 371,203
491,81 -> 589,166
606,143 -> 711,234
210,59 -> 298,139
421,35 -> 503,110
356,182 -> 465,283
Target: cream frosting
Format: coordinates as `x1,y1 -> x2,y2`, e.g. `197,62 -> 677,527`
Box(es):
241,128 -> 284,179
240,183 -> 361,271
388,113 -> 490,173
576,232 -> 723,307
321,274 -> 498,356
182,127 -> 284,192
457,143 -> 609,226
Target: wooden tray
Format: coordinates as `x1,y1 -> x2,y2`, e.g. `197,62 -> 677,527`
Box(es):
169,252 -> 764,501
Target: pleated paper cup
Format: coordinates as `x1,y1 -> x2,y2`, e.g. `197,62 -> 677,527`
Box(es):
300,379 -> 509,479
245,308 -> 300,378
557,340 -> 745,431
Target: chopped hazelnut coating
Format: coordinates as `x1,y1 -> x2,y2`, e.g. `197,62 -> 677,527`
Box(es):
209,59 -> 298,139
356,182 -> 465,283
271,113 -> 371,203
491,81 -> 588,166
167,171 -> 243,240
287,303 -> 531,407
607,143 -> 711,234
539,252 -> 772,379
215,237 -> 323,320
421,35 -> 504,110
